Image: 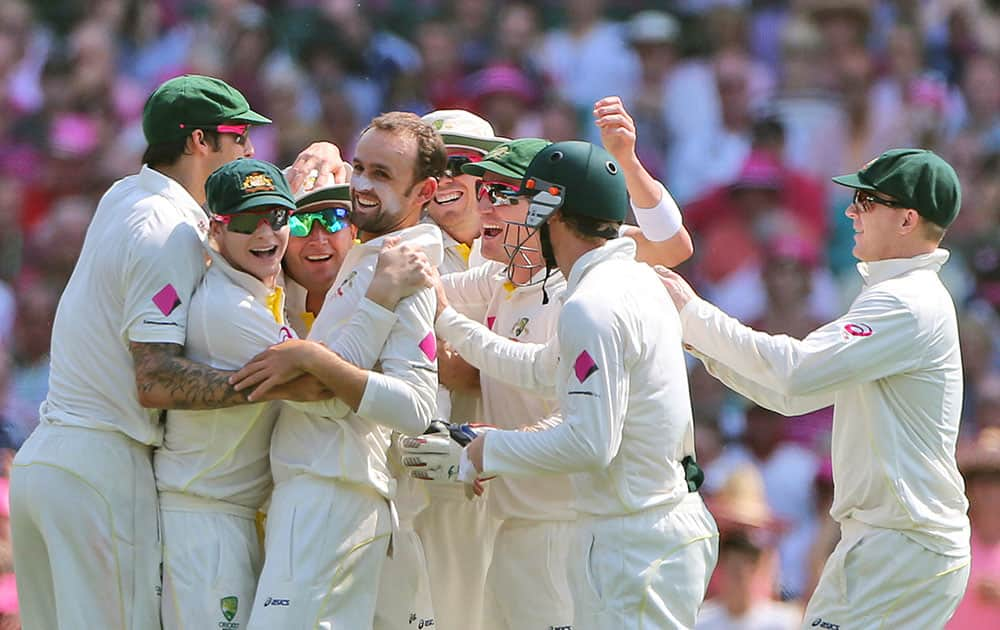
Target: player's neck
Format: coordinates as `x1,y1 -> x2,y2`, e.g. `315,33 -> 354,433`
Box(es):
154,160 -> 208,206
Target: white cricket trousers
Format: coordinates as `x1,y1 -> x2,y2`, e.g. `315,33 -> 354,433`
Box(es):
802,518 -> 970,629
413,485 -> 499,630
247,474 -> 391,629
373,526 -> 435,630
159,492 -> 261,630
571,492 -> 719,630
482,519 -> 575,630
10,424 -> 161,630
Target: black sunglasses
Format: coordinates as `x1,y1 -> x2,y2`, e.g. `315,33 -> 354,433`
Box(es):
444,154 -> 483,178
853,190 -> 906,211
213,207 -> 290,234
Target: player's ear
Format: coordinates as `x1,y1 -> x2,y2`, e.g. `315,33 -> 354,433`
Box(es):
899,208 -> 920,235
414,177 -> 437,206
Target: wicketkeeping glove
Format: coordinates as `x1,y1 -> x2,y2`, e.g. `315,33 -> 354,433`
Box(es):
398,420 -> 493,483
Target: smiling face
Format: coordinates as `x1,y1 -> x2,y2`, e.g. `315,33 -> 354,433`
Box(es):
427,148 -> 484,244
283,203 -> 356,295
478,171 -> 544,284
211,206 -> 290,287
351,127 -> 434,237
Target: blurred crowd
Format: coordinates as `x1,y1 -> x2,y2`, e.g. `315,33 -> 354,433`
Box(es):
0,0 -> 998,627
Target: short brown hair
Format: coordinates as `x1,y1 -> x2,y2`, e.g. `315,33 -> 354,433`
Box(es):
142,129 -> 223,168
921,216 -> 947,244
363,112 -> 447,184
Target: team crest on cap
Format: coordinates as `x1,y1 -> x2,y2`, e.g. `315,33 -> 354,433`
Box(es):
432,119 -> 445,130
241,172 -> 275,193
485,145 -> 510,161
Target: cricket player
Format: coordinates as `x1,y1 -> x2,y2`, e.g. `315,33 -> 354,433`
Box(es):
155,159 -> 299,630
282,182 -> 357,337
229,112 -> 445,629
436,140 -> 718,629
658,148 -> 972,628
388,109 -> 506,630
8,74 -> 343,630
395,98 -> 698,629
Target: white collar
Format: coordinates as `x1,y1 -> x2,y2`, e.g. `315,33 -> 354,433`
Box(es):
565,237 -> 637,294
856,248 -> 950,287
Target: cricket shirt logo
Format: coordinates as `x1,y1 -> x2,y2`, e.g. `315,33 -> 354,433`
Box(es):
335,270 -> 358,297
842,322 -> 873,338
219,595 -> 239,628
511,316 -> 530,337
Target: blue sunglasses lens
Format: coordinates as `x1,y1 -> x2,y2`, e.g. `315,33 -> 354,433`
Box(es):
290,207 -> 348,237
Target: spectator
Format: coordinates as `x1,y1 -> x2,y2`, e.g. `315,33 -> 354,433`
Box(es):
466,63 -> 540,138
706,405 -> 821,599
8,280 -> 58,442
949,427 -> 1000,628
623,10 -> 719,182
536,0 -> 638,119
697,464 -> 802,629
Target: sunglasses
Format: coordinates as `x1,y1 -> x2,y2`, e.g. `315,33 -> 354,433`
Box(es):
213,207 -> 290,234
853,190 -> 906,212
444,153 -> 483,178
179,123 -> 251,145
475,180 -> 519,206
289,206 -> 350,237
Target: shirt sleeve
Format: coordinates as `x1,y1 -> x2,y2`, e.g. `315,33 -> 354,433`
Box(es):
286,297 -> 399,419
121,205 -> 207,346
680,290 -> 923,397
440,263 -> 500,321
436,305 -> 558,397
690,348 -> 835,416
483,297 -> 629,476
355,286 -> 439,436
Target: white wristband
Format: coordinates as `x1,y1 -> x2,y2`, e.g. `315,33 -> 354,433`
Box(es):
631,184 -> 683,242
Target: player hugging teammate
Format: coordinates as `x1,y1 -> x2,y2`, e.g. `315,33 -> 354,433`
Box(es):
9,71 -> 972,630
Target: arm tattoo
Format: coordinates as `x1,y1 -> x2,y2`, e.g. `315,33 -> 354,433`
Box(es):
130,342 -> 248,410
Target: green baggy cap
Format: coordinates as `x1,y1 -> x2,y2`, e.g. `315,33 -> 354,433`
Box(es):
205,159 -> 296,216
461,138 -> 551,180
143,74 -> 272,145
832,148 -> 961,228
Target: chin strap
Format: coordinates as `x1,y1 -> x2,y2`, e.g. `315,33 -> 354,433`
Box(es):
539,224 -> 557,305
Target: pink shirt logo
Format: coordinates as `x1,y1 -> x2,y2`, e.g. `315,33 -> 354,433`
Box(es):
574,350 -> 599,383
152,284 -> 181,316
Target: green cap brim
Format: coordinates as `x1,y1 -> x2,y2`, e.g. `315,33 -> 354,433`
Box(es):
296,186 -> 352,210
442,133 -> 507,153
461,160 -> 525,180
225,194 -> 297,215
233,109 -> 273,125
831,173 -> 877,191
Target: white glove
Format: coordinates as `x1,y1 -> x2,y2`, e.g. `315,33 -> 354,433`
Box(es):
398,420 -> 492,483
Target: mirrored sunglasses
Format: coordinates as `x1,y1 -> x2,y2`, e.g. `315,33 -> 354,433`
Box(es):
289,206 -> 350,237
179,122 -> 251,145
475,180 -> 519,206
213,207 -> 290,234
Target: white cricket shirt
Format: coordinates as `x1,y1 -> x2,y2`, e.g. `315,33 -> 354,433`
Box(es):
154,249 -> 296,509
681,249 -> 970,557
441,264 -> 574,522
441,238 -> 698,517
270,224 -> 443,499
39,165 -> 209,446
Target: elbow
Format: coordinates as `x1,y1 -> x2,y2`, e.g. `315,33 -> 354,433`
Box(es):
578,440 -> 615,471
637,231 -> 694,268
135,382 -> 165,409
